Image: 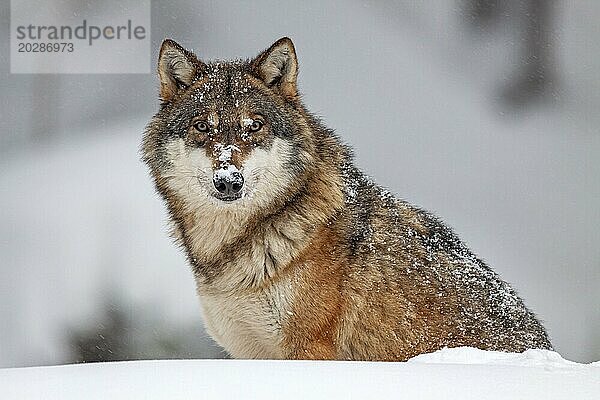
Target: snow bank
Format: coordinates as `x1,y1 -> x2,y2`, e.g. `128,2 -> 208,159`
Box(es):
1,347 -> 598,399
408,346 -> 587,367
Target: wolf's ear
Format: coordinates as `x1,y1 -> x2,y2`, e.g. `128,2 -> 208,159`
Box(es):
158,39 -> 201,102
251,37 -> 298,99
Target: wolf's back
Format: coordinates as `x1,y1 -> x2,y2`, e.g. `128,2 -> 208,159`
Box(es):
335,165 -> 552,358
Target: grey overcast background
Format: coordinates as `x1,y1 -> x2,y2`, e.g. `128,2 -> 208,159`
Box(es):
0,1 -> 598,367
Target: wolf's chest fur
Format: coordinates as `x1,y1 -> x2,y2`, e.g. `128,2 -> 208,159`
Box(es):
190,213 -> 299,359
197,278 -> 292,359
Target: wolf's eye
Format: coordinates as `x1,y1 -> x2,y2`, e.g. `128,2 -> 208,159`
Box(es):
249,120 -> 263,132
193,121 -> 210,133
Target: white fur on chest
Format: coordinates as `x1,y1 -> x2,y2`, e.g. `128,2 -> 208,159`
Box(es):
192,221 -> 303,358
197,279 -> 293,359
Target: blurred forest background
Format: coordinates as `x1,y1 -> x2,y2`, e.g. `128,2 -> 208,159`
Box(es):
1,0 -> 599,366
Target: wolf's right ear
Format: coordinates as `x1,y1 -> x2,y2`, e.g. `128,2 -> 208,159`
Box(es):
157,39 -> 201,102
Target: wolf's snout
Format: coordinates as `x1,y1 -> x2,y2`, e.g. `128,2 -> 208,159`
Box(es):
213,170 -> 244,196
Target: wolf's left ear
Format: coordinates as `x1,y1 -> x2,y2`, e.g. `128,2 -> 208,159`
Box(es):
157,39 -> 202,102
251,37 -> 298,99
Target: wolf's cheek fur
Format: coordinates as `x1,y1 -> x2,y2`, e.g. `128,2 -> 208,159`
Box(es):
241,138 -> 296,209
163,139 -> 213,207
162,137 -> 296,212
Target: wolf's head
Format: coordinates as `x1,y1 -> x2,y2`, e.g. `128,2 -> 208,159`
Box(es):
143,38 -> 326,215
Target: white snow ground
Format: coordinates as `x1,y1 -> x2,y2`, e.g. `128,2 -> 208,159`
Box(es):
0,347 -> 598,399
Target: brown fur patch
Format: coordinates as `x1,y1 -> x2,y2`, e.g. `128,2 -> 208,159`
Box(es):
281,224 -> 344,360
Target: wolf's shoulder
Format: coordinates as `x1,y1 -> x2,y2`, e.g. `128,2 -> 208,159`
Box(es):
339,163 -> 459,244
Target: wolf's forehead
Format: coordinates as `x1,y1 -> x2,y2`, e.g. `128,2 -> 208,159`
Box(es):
192,61 -> 253,101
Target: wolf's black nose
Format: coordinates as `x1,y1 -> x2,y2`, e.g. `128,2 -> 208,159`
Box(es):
213,171 -> 244,196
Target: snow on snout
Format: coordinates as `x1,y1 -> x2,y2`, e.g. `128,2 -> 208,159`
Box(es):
213,143 -> 240,164
213,164 -> 242,184
213,143 -> 242,183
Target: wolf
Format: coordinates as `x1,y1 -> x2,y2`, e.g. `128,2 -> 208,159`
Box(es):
142,37 -> 552,360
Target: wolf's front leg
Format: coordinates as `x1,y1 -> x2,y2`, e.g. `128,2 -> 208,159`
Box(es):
281,307 -> 340,360
283,337 -> 337,360
280,270 -> 343,359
